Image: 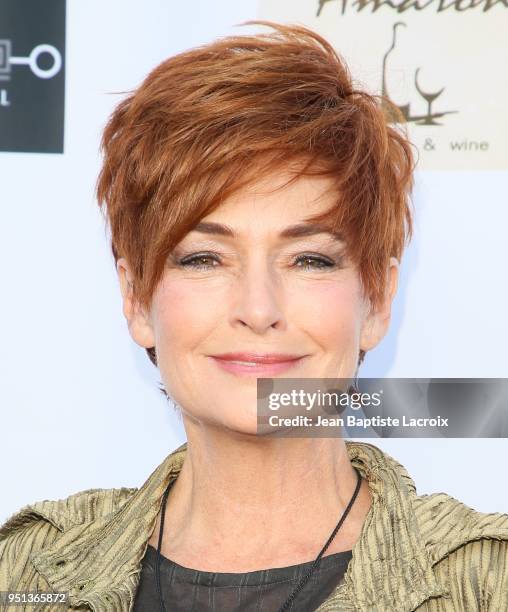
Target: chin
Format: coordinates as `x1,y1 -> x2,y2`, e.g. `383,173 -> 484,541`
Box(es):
193,400 -> 262,437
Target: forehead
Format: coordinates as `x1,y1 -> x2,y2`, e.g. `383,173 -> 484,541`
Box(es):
226,167 -> 336,208
201,168 -> 339,233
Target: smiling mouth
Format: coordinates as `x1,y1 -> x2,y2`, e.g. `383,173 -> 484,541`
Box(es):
229,360 -> 266,366
208,354 -> 308,376
210,352 -> 307,363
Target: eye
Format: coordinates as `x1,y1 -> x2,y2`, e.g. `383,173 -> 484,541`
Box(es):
294,254 -> 336,270
178,253 -> 220,269
176,251 -> 340,271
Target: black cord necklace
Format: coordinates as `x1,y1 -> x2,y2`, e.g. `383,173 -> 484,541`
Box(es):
155,465 -> 362,612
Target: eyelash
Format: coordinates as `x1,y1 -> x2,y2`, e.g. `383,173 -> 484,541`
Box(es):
177,252 -> 339,271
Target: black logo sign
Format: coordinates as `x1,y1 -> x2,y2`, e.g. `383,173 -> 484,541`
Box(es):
0,0 -> 66,153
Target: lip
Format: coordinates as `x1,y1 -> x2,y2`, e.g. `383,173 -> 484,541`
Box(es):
208,352 -> 308,376
212,352 -> 305,363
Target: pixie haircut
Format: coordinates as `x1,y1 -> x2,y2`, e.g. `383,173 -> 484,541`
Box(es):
96,20 -> 415,381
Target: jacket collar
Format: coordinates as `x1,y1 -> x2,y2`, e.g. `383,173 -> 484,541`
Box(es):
29,441 -> 475,611
319,441 -> 449,611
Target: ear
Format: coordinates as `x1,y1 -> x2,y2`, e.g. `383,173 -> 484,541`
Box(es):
359,257 -> 399,353
116,257 -> 156,349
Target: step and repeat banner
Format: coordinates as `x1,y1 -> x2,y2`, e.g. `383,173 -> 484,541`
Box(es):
258,0 -> 507,170
0,0 -> 65,152
0,0 -> 507,522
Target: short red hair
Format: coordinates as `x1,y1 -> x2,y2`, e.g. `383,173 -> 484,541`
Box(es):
96,20 -> 415,371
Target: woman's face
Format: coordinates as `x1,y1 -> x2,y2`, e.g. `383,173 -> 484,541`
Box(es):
118,168 -> 398,434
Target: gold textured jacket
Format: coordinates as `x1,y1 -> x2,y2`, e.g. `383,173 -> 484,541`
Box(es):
1,440 -> 507,611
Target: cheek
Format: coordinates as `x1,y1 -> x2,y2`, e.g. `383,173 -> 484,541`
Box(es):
292,277 -> 364,346
150,277 -> 219,353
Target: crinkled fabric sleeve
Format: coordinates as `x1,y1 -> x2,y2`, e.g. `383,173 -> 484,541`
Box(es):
484,538 -> 508,611
0,513 -> 61,604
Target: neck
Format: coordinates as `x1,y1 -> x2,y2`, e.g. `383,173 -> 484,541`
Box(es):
152,424 -> 372,572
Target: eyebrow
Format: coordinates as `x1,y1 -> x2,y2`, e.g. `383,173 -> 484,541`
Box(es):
191,221 -> 344,242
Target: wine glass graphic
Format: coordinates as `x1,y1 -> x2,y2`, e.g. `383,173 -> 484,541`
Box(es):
414,67 -> 445,126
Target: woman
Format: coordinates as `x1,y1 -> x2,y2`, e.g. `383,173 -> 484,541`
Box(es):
1,20 -> 507,612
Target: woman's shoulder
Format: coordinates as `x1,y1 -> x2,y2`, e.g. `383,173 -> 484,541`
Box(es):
412,490 -> 508,609
0,486 -> 138,580
412,490 -> 508,556
373,440 -> 508,560
0,486 -> 137,538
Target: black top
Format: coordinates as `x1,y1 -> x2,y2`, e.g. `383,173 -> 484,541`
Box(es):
132,543 -> 352,611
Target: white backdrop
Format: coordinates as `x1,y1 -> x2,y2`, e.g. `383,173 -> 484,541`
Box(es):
1,0 -> 507,523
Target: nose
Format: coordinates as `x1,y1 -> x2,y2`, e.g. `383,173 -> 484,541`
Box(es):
229,259 -> 285,334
